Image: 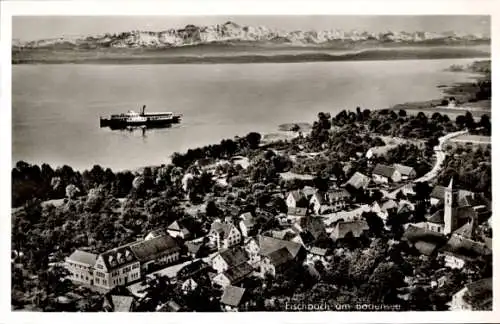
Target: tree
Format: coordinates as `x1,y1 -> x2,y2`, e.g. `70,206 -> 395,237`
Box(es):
246,132 -> 262,149
362,212 -> 384,237
398,109 -> 407,117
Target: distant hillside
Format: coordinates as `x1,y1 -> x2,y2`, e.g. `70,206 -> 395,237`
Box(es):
12,21 -> 491,64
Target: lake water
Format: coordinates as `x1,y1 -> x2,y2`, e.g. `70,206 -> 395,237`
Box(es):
12,58 -> 479,171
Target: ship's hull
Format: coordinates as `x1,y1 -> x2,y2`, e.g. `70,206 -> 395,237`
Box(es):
100,115 -> 181,129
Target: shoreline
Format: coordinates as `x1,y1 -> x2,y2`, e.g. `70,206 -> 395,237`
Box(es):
11,59 -> 490,174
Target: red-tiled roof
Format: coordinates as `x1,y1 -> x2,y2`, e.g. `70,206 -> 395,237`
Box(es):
219,247 -> 249,268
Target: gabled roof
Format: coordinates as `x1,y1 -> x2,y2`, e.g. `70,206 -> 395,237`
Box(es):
218,247 -> 249,268
258,235 -> 303,259
345,172 -> 370,190
414,241 -> 438,256
129,235 -> 179,263
402,224 -> 447,245
453,222 -> 475,239
300,216 -> 327,240
223,262 -> 253,284
185,241 -> 203,255
221,285 -> 246,307
427,206 -> 476,225
441,234 -> 491,260
110,295 -> 134,312
210,221 -> 238,240
393,164 -> 415,177
266,247 -> 294,267
372,164 -> 396,178
465,278 -> 492,301
330,220 -> 369,240
67,250 -> 98,266
100,242 -> 138,271
431,185 -> 447,200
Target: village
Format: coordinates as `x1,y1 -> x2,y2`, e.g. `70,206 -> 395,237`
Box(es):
53,113 -> 492,312
11,58 -> 493,311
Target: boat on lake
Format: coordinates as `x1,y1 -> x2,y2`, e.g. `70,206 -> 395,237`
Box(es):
100,105 -> 182,129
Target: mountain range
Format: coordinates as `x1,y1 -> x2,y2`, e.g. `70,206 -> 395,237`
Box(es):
13,21 -> 490,49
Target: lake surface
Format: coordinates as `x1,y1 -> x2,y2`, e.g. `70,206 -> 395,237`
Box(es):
12,58 -> 479,171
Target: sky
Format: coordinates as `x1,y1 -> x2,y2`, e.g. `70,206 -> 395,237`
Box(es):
13,15 -> 491,41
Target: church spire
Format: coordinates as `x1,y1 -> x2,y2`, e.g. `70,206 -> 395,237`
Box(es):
448,177 -> 454,189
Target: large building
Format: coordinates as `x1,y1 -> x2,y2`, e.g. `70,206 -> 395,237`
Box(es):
65,233 -> 180,290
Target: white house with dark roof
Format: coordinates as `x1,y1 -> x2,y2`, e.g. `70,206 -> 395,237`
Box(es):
372,164 -> 401,184
393,164 -> 416,180
65,250 -> 98,285
166,221 -> 191,240
93,243 -> 141,289
208,221 -> 241,250
212,262 -> 254,288
211,247 -> 249,274
330,220 -> 369,242
286,190 -> 308,209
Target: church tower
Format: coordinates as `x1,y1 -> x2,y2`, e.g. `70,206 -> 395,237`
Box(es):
444,178 -> 455,234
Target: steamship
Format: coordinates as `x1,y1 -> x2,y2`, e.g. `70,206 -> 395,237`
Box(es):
100,105 -> 182,129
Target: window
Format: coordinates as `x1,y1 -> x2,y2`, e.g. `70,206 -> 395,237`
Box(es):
97,264 -> 103,269
96,278 -> 100,284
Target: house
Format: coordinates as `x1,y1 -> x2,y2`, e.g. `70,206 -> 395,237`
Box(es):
211,247 -> 249,274
93,243 -> 141,289
330,220 -> 369,242
439,234 -> 491,269
344,172 -> 370,190
286,190 -> 308,209
208,221 -> 241,250
130,234 -> 181,273
103,295 -> 135,312
239,213 -> 257,238
243,237 -> 261,268
309,191 -> 327,215
259,247 -> 295,277
166,221 -> 191,240
401,225 -> 447,257
212,262 -> 254,288
299,216 -> 328,244
449,278 -> 492,311
372,164 -> 401,184
327,189 -> 351,210
185,240 -> 203,258
257,235 -> 306,266
306,247 -> 329,264
65,250 -> 98,286
393,164 -> 416,180
220,285 -> 246,311
181,278 -> 198,294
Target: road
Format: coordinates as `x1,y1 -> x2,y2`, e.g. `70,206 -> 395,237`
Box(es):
414,130 -> 468,183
